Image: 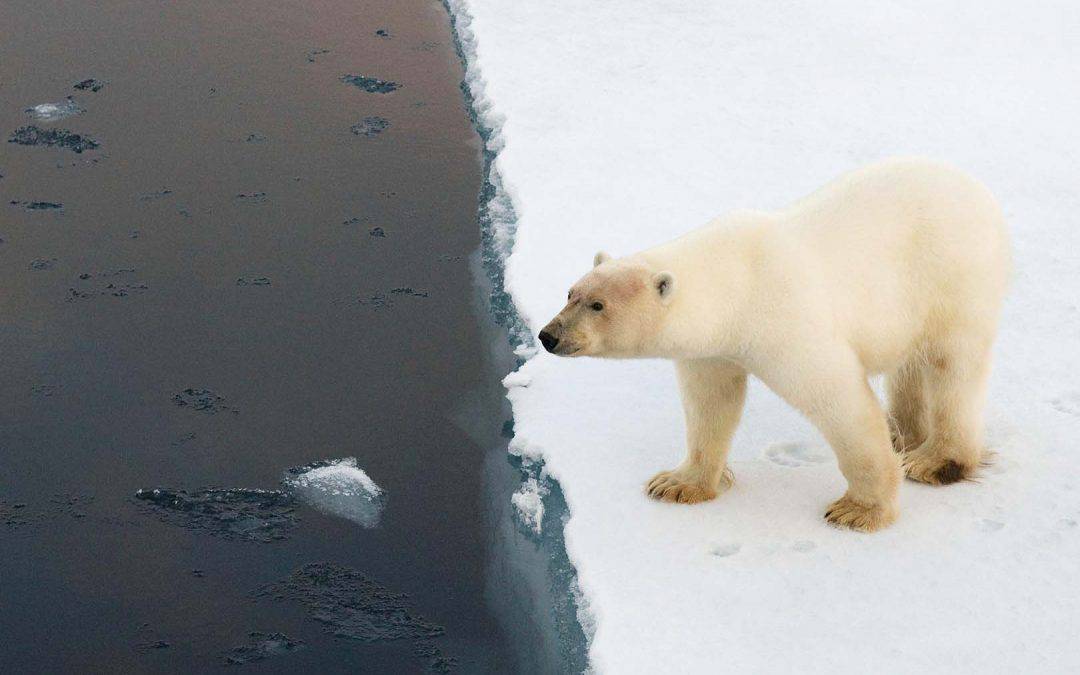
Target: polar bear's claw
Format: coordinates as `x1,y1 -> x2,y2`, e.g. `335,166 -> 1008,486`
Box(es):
824,495 -> 897,532
646,470 -> 721,504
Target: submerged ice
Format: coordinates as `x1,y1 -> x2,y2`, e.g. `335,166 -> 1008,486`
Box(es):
283,458 -> 384,528
9,125 -> 99,153
133,487 -> 298,542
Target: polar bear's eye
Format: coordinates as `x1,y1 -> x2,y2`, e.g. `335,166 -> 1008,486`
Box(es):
590,301 -> 604,312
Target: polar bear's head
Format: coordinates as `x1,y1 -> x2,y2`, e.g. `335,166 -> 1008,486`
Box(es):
538,251 -> 676,358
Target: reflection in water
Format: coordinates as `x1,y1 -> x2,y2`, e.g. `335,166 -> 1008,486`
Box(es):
485,444 -> 593,673
440,0 -> 595,655
284,458 -> 385,529
456,243 -> 592,671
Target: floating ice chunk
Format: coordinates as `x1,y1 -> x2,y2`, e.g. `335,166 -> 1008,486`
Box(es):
284,458 -> 384,528
26,99 -> 84,121
511,477 -> 546,534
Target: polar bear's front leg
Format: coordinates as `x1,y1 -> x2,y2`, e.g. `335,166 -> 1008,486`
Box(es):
647,359 -> 747,504
760,353 -> 902,532
814,391 -> 902,532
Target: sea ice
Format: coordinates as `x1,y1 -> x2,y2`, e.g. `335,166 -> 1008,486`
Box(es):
448,0 -> 1080,671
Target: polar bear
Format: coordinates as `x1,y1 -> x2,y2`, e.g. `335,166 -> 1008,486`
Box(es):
538,158 -> 1010,532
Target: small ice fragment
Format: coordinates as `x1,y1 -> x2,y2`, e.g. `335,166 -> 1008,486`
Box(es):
511,477 -> 546,534
26,99 -> 84,121
284,457 -> 384,528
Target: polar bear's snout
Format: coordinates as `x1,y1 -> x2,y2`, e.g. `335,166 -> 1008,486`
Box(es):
540,318 -> 579,355
538,327 -> 560,353
539,314 -> 584,356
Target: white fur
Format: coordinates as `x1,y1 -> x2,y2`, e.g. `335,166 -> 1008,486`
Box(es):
543,158 -> 1011,531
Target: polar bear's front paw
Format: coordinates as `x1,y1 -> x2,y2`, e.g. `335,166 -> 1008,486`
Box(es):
645,467 -> 729,504
824,494 -> 897,532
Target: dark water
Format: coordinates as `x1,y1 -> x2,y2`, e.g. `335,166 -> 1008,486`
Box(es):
0,0 -> 579,671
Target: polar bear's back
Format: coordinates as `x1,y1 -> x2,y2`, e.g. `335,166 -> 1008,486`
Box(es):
636,158 -> 1010,370
782,158 -> 1010,369
788,158 -> 1008,275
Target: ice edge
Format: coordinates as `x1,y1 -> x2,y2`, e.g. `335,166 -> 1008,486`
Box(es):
440,1 -> 595,670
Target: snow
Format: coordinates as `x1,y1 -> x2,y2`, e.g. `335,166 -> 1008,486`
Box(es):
447,0 -> 1080,671
502,370 -> 532,389
283,458 -> 384,529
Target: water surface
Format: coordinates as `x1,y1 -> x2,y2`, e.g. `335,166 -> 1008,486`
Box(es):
0,0 -> 542,670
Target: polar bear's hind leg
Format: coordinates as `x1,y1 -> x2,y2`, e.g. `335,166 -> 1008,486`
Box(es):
887,357 -> 929,455
901,331 -> 993,485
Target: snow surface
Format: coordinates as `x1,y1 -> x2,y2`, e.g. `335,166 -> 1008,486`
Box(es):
283,458 -> 384,528
448,0 -> 1080,671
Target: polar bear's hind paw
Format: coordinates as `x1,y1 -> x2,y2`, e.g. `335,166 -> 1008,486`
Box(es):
903,449 -> 976,485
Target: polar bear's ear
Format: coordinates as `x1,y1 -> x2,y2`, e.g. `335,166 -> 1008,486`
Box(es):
653,271 -> 676,304
593,250 -> 612,268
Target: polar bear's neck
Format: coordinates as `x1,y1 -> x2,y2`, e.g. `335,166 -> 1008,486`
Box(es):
630,212 -> 768,361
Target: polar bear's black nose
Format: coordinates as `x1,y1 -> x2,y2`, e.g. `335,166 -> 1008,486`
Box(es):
539,330 -> 559,353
